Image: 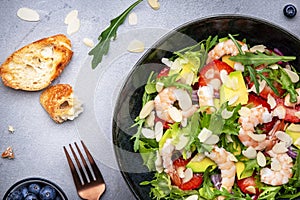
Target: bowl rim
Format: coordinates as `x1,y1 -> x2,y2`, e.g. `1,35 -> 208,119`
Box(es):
112,14 -> 300,200
3,177 -> 68,200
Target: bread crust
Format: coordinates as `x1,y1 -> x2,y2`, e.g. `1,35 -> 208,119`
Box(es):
40,84 -> 83,123
0,34 -> 73,91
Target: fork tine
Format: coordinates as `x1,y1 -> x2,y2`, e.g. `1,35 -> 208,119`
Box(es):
74,142 -> 94,182
63,146 -> 82,190
81,141 -> 105,183
69,143 -> 89,184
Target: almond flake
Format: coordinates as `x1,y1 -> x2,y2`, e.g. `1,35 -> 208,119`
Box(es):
209,79 -> 221,90
272,142 -> 288,153
83,38 -> 94,47
233,62 -> 244,71
168,107 -> 182,122
64,10 -> 78,24
2,146 -> 14,159
271,158 -> 281,171
228,153 -> 238,162
247,132 -> 266,142
245,186 -> 257,194
145,111 -> 155,128
283,68 -> 299,83
238,107 -> 251,117
175,135 -> 189,150
154,121 -> 163,142
8,125 -> 15,133
256,151 -> 266,167
205,68 -> 215,79
242,146 -> 257,159
156,82 -> 164,93
67,17 -> 80,35
174,89 -> 192,111
198,128 -> 212,143
127,39 -> 145,53
221,109 -> 233,119
185,195 -> 199,200
267,94 -> 277,109
17,7 -> 40,22
139,100 -> 154,119
295,111 -> 300,119
228,95 -> 239,105
128,12 -> 138,25
182,168 -> 193,183
147,0 -> 160,10
272,106 -> 286,119
275,131 -> 292,147
249,45 -> 266,53
220,70 -> 229,83
204,135 -> 219,145
177,166 -> 185,178
141,128 -> 155,139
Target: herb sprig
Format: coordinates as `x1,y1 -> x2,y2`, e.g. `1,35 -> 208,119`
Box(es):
89,0 -> 143,69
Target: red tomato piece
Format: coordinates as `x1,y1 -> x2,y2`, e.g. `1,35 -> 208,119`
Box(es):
179,173 -> 203,191
198,60 -> 234,87
237,176 -> 259,195
157,67 -> 170,78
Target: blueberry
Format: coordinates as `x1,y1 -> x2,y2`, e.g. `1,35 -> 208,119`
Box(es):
25,193 -> 38,200
39,185 -> 57,200
19,186 -> 29,197
28,183 -> 41,195
7,190 -> 23,200
283,4 -> 297,18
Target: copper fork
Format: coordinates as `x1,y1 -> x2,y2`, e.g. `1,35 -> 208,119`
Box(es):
63,141 -> 106,200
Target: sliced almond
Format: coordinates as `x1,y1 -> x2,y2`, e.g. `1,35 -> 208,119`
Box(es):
245,186 -> 257,194
83,38 -> 94,47
233,62 -> 244,71
145,111 -> 155,128
256,151 -> 266,167
209,79 -> 221,90
228,153 -> 238,162
249,45 -> 266,53
271,158 -> 281,171
198,128 -> 212,143
154,121 -> 163,142
205,68 -> 215,79
283,68 -> 299,83
67,17 -> 80,35
128,12 -> 138,25
182,168 -> 193,183
295,111 -> 300,119
242,146 -> 257,159
168,107 -> 182,122
8,125 -> 15,133
177,166 -> 186,178
204,135 -> 219,145
64,10 -> 78,24
220,69 -> 229,83
269,64 -> 279,69
247,132 -> 266,142
127,39 -> 145,53
267,94 -> 277,109
141,128 -> 155,139
221,109 -> 233,119
174,89 -> 192,111
147,0 -> 160,10
139,100 -> 154,119
17,7 -> 40,22
272,142 -> 288,153
272,106 -> 286,119
175,135 -> 189,150
185,195 -> 199,200
228,95 -> 239,105
238,107 -> 251,117
155,82 -> 164,93
275,131 -> 292,147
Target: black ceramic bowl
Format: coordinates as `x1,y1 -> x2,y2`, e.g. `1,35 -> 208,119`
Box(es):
4,177 -> 67,200
112,15 -> 300,200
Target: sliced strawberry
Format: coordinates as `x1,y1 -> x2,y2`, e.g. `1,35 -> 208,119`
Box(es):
179,173 -> 203,191
198,60 -> 234,87
247,93 -> 271,111
173,157 -> 190,168
237,176 -> 259,195
157,67 -> 170,78
275,99 -> 300,123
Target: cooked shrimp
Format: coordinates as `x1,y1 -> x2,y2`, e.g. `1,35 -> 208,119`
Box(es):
260,150 -> 293,186
154,87 -> 196,123
205,146 -> 236,198
238,106 -> 274,150
207,39 -> 248,63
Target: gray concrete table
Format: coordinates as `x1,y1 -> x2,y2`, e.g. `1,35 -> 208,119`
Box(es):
0,0 -> 299,199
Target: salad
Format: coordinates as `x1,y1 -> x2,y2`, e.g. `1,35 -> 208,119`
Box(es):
131,34 -> 300,200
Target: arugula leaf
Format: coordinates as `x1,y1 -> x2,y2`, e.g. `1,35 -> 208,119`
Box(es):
89,0 -> 143,69
228,34 -> 243,54
279,67 -> 298,102
199,167 -> 216,199
230,51 -> 296,67
258,186 -> 281,200
138,140 -> 157,171
130,118 -> 145,152
157,74 -> 192,93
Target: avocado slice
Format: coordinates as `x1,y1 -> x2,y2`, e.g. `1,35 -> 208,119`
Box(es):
186,153 -> 217,173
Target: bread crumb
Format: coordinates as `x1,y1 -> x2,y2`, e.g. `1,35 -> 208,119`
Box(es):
2,146 -> 14,159
8,125 -> 15,133
83,38 -> 94,47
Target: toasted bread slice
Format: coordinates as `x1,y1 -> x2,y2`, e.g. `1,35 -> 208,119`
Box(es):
40,84 -> 83,123
0,34 -> 73,91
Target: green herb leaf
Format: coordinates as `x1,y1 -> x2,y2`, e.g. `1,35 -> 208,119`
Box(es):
230,51 -> 296,67
246,65 -> 260,94
279,67 -> 298,103
89,0 -> 143,69
228,34 -> 243,54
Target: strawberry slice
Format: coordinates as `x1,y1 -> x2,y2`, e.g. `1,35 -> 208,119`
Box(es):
275,99 -> 300,123
157,67 -> 170,78
198,60 -> 234,88
179,173 -> 203,191
247,93 -> 271,111
237,176 -> 260,195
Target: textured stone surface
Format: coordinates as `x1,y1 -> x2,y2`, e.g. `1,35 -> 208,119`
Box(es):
0,0 -> 299,199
